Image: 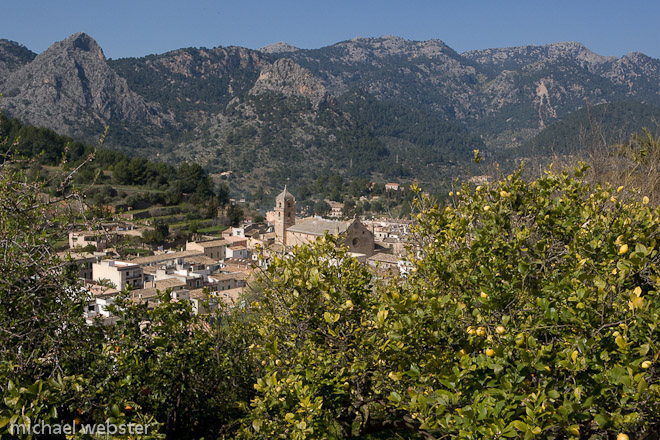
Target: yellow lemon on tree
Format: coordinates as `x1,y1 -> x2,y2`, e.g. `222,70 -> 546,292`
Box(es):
485,348 -> 495,357
495,325 -> 506,334
617,433 -> 629,440
642,361 -> 652,369
619,244 -> 629,255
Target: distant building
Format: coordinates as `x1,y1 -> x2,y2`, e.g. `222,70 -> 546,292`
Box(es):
271,187 -> 376,256
326,200 -> 344,218
285,217 -> 375,257
58,251 -> 99,280
385,183 -> 401,192
92,260 -> 144,290
274,187 -> 296,245
130,250 -> 204,267
186,239 -> 230,261
69,231 -> 117,251
84,287 -> 117,325
226,245 -> 250,260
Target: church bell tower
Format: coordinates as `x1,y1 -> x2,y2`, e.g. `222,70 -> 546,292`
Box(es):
275,186 -> 295,245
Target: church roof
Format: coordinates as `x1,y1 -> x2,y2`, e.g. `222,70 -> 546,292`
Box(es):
276,186 -> 295,202
286,218 -> 348,237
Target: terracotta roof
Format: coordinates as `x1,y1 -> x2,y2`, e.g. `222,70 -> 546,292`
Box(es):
188,288 -> 210,300
212,272 -> 248,281
367,253 -> 400,264
154,278 -> 187,290
57,251 -> 97,261
186,255 -> 220,265
286,218 -> 348,236
276,186 -> 295,202
189,239 -> 230,248
129,250 -> 203,265
130,288 -> 160,300
216,287 -> 245,304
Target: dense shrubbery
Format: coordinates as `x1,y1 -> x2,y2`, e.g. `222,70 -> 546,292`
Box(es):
3,129 -> 660,438
239,166 -> 660,439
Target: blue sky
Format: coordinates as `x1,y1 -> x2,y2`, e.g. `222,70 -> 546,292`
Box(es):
3,0 -> 659,59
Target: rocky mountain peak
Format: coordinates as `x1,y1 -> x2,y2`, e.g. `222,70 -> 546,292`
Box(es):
259,42 -> 299,54
543,41 -> 616,64
463,41 -> 617,71
0,39 -> 36,77
0,32 -> 168,140
336,35 -> 452,60
249,58 -> 330,108
48,32 -> 105,61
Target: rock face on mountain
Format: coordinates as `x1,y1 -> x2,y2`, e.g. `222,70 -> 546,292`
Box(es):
259,42 -> 299,54
0,39 -> 35,77
0,33 -> 167,140
461,42 -> 660,139
464,42 -> 617,72
272,35 -> 481,119
249,58 -> 330,108
2,32 -> 660,171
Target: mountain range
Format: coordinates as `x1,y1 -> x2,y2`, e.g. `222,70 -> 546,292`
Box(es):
1,32 -> 660,192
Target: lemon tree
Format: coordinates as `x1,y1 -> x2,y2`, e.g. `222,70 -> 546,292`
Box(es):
243,165 -> 660,439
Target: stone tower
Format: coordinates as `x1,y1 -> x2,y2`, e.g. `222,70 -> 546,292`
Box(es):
275,186 -> 295,245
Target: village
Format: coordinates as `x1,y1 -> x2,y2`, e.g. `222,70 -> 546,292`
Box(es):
61,186 -> 415,325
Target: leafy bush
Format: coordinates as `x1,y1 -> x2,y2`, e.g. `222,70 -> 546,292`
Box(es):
242,165 -> 660,439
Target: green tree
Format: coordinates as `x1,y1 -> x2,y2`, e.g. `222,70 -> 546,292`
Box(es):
142,219 -> 169,245
241,165 -> 660,439
217,182 -> 231,207
97,290 -> 257,439
226,203 -> 244,227
0,155 -> 93,379
313,199 -> 331,216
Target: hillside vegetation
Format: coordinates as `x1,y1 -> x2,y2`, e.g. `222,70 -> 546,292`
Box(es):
2,129 -> 660,439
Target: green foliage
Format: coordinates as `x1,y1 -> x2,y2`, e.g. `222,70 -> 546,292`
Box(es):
0,155 -> 93,378
241,166 -> 660,439
142,219 -> 169,245
94,291 -> 256,439
337,89 -> 481,167
108,47 -> 262,123
240,237 -> 391,438
226,203 -> 245,227
313,199 -> 330,216
520,101 -> 660,158
217,182 -> 231,207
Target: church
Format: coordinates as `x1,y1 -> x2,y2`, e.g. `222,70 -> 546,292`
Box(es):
273,187 -> 375,257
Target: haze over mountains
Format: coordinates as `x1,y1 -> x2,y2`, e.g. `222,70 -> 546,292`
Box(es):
1,32 -> 660,191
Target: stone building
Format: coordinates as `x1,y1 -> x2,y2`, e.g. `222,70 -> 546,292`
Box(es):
274,186 -> 296,245
272,187 -> 375,256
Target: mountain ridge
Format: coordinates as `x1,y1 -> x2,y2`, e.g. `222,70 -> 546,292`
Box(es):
1,32 -> 659,192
